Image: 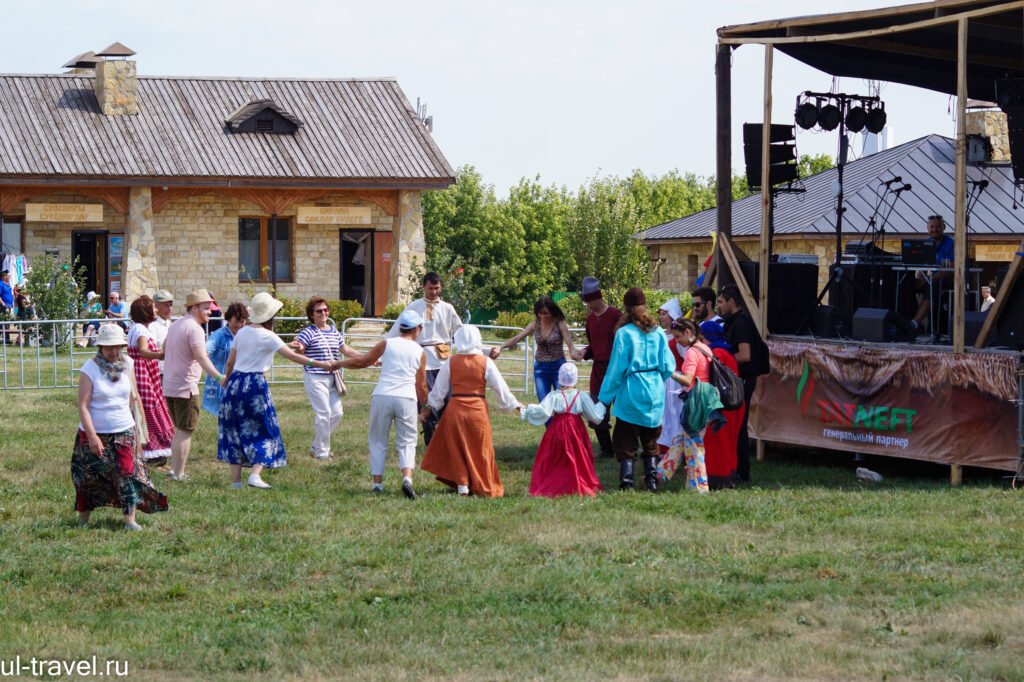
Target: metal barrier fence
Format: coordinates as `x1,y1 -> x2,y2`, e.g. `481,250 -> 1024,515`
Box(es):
0,316 -> 590,396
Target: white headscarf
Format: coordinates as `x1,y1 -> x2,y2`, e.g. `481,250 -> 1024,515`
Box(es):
558,362 -> 579,387
658,297 -> 683,323
453,325 -> 483,355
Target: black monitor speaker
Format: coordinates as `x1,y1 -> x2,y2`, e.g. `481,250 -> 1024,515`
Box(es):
995,272 -> 1024,349
738,260 -> 819,334
964,310 -> 994,348
852,307 -> 916,342
811,304 -> 852,338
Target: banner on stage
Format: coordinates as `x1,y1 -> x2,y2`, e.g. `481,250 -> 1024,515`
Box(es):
750,339 -> 1020,471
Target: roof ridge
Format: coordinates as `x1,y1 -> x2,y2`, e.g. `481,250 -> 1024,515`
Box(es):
0,73 -> 398,82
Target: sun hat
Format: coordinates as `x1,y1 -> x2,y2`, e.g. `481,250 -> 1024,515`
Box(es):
185,289 -> 214,309
95,324 -> 127,346
398,309 -> 423,330
580,276 -> 602,302
86,291 -> 99,302
454,325 -> 483,354
558,362 -> 579,387
623,287 -> 646,307
153,289 -> 173,303
249,292 -> 284,324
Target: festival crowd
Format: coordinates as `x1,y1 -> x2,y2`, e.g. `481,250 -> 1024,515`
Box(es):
71,274 -> 767,530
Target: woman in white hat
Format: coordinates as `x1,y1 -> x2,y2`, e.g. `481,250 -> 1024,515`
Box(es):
337,309 -> 428,498
72,324 -> 168,530
216,292 -> 338,489
420,325 -> 522,497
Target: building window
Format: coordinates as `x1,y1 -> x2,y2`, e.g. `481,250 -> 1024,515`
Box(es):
2,217 -> 22,254
238,217 -> 292,281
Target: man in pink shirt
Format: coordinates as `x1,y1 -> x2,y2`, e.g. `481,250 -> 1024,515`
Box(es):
163,289 -> 225,481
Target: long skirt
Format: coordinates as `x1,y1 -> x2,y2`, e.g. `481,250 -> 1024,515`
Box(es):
656,427 -> 709,492
529,412 -> 603,498
71,429 -> 168,514
421,395 -> 503,497
127,342 -> 174,461
217,371 -> 287,468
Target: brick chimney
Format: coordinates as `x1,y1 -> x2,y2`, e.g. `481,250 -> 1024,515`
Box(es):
93,42 -> 138,116
965,109 -> 1011,162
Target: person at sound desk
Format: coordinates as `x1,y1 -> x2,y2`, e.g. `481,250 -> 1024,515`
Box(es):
909,215 -> 955,335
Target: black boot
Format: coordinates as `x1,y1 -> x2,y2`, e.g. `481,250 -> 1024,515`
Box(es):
619,459 -> 634,490
643,456 -> 659,493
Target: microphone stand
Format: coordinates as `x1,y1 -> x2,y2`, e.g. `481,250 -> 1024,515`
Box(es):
965,179 -> 988,310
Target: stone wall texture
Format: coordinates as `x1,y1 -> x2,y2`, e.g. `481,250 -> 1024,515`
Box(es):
390,190 -> 425,305
965,110 -> 1010,161
124,187 -> 158,300
94,60 -> 137,116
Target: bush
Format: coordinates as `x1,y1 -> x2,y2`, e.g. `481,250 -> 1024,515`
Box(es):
557,294 -> 588,328
492,311 -> 534,340
21,255 -> 86,346
382,302 -> 405,320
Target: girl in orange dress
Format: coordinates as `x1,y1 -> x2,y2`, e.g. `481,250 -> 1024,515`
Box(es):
420,326 -> 523,496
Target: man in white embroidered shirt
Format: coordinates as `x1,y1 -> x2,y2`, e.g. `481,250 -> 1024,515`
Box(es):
388,272 -> 463,444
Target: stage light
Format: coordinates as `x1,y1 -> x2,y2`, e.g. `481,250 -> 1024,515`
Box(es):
865,104 -> 887,134
845,106 -> 867,133
795,101 -> 819,129
818,103 -> 841,131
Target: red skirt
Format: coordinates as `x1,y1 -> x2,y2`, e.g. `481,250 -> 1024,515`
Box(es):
529,412 -> 603,498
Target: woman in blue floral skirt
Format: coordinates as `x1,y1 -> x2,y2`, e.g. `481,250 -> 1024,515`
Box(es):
217,293 -> 338,489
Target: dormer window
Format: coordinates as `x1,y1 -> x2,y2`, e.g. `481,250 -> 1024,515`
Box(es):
224,98 -> 303,134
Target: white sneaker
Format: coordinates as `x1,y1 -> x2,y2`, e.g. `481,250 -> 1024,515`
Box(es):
314,453 -> 330,460
247,473 -> 271,489
457,484 -> 469,495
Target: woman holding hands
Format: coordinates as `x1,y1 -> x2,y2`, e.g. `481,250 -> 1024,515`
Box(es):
491,296 -> 577,401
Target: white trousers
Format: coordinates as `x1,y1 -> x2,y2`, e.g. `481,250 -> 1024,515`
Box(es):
303,372 -> 343,457
368,395 -> 418,476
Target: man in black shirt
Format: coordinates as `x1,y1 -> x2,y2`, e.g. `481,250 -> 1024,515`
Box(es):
719,283 -> 764,483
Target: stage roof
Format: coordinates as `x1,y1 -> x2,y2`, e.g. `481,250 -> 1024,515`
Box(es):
645,134 -> 1024,242
718,0 -> 1024,102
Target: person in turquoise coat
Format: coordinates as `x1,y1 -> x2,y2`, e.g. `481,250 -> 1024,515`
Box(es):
598,287 -> 675,492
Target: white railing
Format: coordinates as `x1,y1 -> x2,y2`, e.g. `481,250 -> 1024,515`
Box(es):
0,316 -> 590,396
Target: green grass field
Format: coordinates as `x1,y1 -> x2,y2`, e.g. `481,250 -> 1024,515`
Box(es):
2,378 -> 1024,681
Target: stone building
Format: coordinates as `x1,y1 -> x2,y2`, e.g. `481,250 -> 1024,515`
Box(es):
0,44 -> 454,315
644,129 -> 1023,297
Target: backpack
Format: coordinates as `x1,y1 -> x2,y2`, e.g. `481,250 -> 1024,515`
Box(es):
693,345 -> 746,411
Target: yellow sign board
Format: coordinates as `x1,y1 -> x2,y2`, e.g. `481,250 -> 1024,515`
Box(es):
975,243 -> 1022,262
296,206 -> 372,225
25,203 -> 103,222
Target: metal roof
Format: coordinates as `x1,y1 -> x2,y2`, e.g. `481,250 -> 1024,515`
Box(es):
717,1 -> 1024,102
645,134 -> 1024,241
0,74 -> 454,186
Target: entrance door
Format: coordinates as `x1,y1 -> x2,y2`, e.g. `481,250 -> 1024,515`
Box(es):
72,231 -> 108,296
339,230 -> 374,314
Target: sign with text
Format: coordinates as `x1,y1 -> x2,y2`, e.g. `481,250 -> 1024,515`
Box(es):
25,203 -> 103,223
975,243 -> 1022,262
750,339 -> 1019,471
296,206 -> 372,225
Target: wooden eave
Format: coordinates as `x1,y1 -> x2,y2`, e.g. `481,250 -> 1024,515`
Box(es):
0,174 -> 456,191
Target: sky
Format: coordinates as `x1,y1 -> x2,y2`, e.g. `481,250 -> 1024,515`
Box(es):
1,0 -> 961,195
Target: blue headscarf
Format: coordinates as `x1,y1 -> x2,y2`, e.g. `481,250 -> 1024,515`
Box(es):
700,319 -> 732,352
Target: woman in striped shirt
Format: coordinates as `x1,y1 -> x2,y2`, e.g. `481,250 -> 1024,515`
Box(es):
289,297 -> 362,460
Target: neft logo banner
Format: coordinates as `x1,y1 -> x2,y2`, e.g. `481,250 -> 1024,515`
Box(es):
750,340 -> 1020,470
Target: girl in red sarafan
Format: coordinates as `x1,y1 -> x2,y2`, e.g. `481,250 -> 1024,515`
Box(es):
522,363 -> 604,497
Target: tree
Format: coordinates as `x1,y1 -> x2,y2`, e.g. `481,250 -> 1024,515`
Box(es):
20,254 -> 87,346
798,153 -> 835,178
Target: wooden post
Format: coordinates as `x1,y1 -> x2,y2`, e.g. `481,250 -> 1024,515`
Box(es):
756,439 -> 766,463
720,235 -> 765,334
951,464 -> 963,486
758,45 -> 773,336
953,16 -> 968,353
716,43 -> 733,285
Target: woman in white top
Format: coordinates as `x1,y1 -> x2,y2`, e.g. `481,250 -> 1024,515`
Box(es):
72,324 -> 168,531
216,293 -> 337,490
338,309 -> 427,499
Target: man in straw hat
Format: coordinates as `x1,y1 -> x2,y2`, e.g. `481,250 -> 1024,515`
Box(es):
571,276 -> 621,459
162,289 -> 226,481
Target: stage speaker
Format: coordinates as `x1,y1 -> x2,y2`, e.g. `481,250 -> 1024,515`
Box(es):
965,310 -> 992,348
995,273 -> 1024,349
811,304 -> 852,338
852,308 -> 916,342
738,261 -> 819,334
